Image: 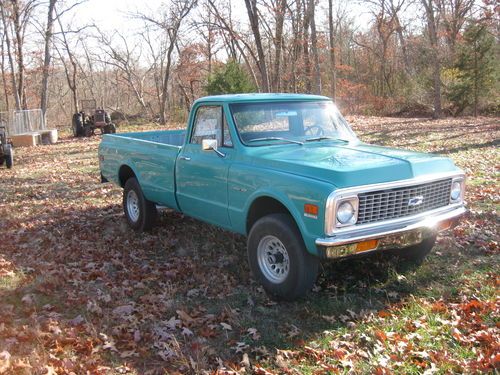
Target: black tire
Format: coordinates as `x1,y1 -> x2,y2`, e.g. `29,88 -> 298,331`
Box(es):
123,177 -> 157,232
84,126 -> 93,137
247,213 -> 319,301
5,146 -> 13,169
72,113 -> 83,137
393,235 -> 436,265
109,123 -> 116,133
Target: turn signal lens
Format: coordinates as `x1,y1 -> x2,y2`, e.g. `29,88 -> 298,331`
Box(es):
356,239 -> 379,252
304,204 -> 319,216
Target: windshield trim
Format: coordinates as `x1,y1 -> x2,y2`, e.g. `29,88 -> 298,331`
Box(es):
229,100 -> 357,147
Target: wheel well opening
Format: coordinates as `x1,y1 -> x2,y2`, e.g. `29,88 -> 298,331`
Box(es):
246,197 -> 292,234
118,165 -> 136,187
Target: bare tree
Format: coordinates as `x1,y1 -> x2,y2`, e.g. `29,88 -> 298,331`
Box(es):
54,11 -> 93,113
10,0 -> 38,109
97,31 -> 152,115
244,0 -> 270,91
267,0 -> 287,91
421,0 -> 442,118
206,0 -> 259,88
328,0 -> 337,100
1,25 -> 11,111
308,0 -> 321,94
135,0 -> 196,124
40,0 -> 57,117
0,1 -> 23,110
437,0 -> 474,54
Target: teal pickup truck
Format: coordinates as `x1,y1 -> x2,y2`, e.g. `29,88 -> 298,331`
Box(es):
99,94 -> 466,300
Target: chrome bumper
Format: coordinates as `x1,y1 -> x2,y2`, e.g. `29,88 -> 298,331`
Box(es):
316,206 -> 466,258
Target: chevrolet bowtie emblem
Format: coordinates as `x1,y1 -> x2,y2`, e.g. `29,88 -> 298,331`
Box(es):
408,196 -> 424,206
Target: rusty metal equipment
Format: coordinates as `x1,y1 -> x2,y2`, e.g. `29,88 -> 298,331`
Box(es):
72,99 -> 116,137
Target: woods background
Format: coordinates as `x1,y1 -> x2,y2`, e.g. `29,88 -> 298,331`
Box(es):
0,0 -> 498,128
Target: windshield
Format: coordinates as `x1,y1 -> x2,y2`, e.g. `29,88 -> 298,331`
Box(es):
229,101 -> 357,146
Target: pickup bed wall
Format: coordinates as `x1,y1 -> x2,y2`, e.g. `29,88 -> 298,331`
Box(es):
100,130 -> 186,209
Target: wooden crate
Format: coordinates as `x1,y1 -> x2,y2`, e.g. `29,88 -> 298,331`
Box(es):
10,129 -> 58,147
10,133 -> 41,147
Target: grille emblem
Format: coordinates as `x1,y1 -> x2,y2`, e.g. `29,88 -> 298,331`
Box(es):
408,196 -> 424,207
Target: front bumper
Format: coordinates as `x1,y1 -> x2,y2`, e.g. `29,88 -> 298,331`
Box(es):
316,205 -> 466,259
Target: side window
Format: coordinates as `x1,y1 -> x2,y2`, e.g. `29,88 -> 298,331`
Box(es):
191,106 -> 222,145
191,105 -> 233,148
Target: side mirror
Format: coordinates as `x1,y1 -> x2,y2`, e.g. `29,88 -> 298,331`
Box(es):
201,138 -> 226,158
202,139 -> 218,151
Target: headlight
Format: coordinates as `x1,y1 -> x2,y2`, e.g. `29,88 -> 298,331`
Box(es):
450,178 -> 464,202
337,201 -> 355,224
335,196 -> 359,227
325,194 -> 359,235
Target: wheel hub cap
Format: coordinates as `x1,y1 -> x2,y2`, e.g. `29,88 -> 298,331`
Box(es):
257,235 -> 290,283
126,190 -> 140,222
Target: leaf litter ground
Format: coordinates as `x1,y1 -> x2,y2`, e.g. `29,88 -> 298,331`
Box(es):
0,116 -> 498,374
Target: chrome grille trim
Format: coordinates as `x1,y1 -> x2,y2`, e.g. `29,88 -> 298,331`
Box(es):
357,179 -> 452,225
324,172 -> 465,236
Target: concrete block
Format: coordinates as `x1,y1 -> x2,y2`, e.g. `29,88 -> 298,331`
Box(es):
40,129 -> 58,144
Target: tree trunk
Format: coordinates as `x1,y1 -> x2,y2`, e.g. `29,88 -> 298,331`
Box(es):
303,0 -> 312,92
309,0 -> 321,94
272,0 -> 286,91
244,0 -> 270,91
1,33 -> 10,113
40,0 -> 57,118
159,33 -> 176,124
422,0 -> 442,118
473,39 -> 478,117
0,3 -> 21,110
328,0 -> 336,100
11,0 -> 26,109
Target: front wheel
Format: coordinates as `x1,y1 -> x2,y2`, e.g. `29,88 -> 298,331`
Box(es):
123,177 -> 157,232
248,214 -> 319,301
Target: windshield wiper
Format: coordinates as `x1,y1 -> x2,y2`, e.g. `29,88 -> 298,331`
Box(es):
305,136 -> 349,143
247,137 -> 304,145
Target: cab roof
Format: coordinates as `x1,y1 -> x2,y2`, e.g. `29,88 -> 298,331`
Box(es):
194,93 -> 331,105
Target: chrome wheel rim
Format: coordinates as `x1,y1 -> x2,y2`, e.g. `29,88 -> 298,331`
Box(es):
126,190 -> 140,222
257,235 -> 290,283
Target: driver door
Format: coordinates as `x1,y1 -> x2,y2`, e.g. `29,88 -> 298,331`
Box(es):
175,105 -> 234,228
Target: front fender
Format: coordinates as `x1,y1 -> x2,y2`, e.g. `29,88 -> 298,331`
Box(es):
229,165 -> 335,256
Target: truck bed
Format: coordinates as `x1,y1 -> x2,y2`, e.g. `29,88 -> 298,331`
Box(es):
99,129 -> 187,210
114,130 -> 186,146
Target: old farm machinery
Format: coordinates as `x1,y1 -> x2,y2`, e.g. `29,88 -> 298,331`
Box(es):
72,99 -> 116,137
0,125 -> 13,169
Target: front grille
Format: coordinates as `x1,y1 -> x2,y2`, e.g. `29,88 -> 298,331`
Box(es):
357,179 -> 452,225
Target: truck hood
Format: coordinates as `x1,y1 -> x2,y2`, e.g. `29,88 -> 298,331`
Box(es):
247,141 -> 459,188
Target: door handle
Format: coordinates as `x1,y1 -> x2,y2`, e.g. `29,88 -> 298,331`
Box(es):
179,156 -> 191,161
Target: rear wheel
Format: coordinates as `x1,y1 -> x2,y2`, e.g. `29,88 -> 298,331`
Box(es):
123,177 -> 157,232
72,114 -> 83,137
248,214 -> 319,301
